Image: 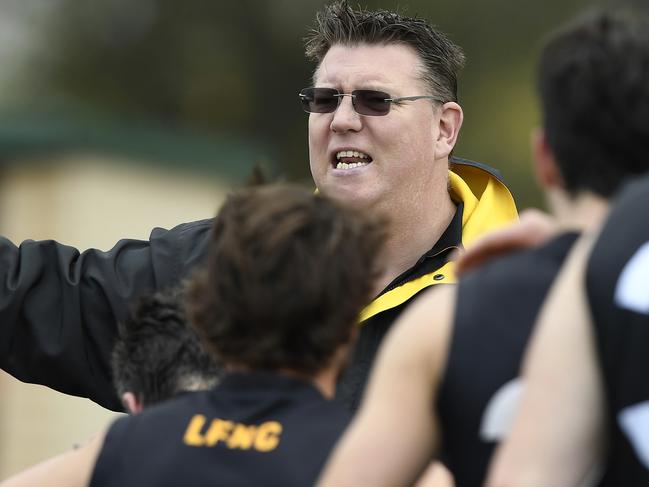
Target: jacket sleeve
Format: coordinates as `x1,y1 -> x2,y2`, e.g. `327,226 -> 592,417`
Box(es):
0,218 -> 213,411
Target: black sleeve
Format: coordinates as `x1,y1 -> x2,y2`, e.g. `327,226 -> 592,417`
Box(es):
0,218 -> 213,411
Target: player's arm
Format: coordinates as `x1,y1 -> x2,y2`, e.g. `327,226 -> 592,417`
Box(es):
317,285 -> 456,487
414,461 -> 455,487
0,430 -> 106,487
0,220 -> 211,411
486,235 -> 605,487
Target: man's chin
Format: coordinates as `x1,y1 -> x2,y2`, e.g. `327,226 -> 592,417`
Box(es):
322,187 -> 374,209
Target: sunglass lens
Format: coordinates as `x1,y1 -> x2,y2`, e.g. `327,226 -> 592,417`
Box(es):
300,88 -> 339,113
354,90 -> 391,116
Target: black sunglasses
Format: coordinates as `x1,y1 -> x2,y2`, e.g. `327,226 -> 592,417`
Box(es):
299,87 -> 444,116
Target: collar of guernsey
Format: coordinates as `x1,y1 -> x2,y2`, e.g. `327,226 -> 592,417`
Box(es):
360,157 -> 518,323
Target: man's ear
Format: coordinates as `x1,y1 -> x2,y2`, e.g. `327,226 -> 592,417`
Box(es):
121,392 -> 144,414
435,102 -> 464,159
532,128 -> 563,190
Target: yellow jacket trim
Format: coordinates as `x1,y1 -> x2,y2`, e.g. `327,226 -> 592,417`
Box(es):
360,261 -> 457,322
360,162 -> 518,323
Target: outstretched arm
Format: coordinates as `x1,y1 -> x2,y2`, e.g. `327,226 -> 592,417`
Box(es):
0,219 -> 212,410
486,235 -> 605,487
317,285 -> 456,487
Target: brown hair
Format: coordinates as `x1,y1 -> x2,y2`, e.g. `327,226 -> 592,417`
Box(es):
188,184 -> 386,376
304,0 -> 465,102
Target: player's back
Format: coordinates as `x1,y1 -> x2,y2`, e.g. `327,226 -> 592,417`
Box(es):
437,232 -> 579,486
90,371 -> 351,487
586,175 -> 649,485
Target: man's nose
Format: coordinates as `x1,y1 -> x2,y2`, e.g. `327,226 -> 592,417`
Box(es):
330,95 -> 362,133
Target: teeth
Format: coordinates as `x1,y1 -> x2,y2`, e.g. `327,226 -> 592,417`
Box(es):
336,150 -> 369,160
336,162 -> 369,169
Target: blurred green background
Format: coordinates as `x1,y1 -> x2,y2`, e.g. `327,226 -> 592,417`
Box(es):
0,0 -> 645,209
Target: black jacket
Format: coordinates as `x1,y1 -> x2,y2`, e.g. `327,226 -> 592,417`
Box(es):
1,219 -> 213,410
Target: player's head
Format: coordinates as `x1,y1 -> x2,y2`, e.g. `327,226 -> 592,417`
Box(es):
536,10 -> 649,198
188,184 -> 386,379
112,288 -> 221,413
302,1 -> 464,214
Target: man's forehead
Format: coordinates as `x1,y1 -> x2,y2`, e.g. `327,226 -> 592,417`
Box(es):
314,66 -> 393,86
313,43 -> 422,87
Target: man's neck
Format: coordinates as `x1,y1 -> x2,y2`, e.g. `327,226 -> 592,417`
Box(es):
374,192 -> 457,295
549,190 -> 610,233
276,367 -> 338,399
225,364 -> 339,400
310,367 -> 339,400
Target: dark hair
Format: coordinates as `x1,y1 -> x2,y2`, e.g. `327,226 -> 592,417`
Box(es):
538,10 -> 649,198
111,288 -> 221,408
304,1 -> 465,102
188,184 -> 386,376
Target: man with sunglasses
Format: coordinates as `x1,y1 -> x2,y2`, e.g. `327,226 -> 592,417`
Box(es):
0,1 -> 516,413
300,1 -> 517,411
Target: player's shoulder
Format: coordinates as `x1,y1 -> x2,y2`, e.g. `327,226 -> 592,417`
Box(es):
385,284 -> 458,367
613,173 -> 649,213
405,285 -> 457,327
463,231 -> 580,290
292,395 -> 352,433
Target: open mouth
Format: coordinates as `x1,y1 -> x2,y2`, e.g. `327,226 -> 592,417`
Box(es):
332,150 -> 373,169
